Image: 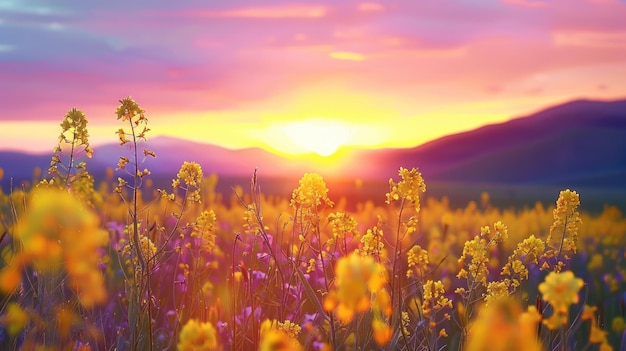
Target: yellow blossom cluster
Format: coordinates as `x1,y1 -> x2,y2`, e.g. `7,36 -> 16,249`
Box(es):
481,220 -> 508,243
177,319 -> 219,351
538,270 -> 584,330
422,280 -> 452,317
48,108 -> 93,177
168,161 -> 204,203
456,235 -> 490,287
406,244 -> 429,278
191,210 -> 217,252
465,298 -> 543,351
385,167 -> 426,212
324,252 -> 389,324
0,302 -> 29,337
290,173 -> 334,209
359,225 -> 384,258
0,189 -> 108,307
259,319 -> 303,351
545,189 -> 581,272
276,319 -> 302,338
326,212 -> 358,248
483,280 -> 511,305
176,161 -> 204,189
400,311 -> 411,336
501,234 -> 545,289
120,226 -> 157,271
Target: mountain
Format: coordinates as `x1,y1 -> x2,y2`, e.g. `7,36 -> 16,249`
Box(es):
357,98 -> 626,188
2,98 -> 625,196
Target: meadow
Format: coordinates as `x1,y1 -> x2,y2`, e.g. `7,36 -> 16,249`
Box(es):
1,98 -> 625,351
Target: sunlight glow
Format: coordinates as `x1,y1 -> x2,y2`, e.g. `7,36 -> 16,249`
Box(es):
282,119 -> 350,156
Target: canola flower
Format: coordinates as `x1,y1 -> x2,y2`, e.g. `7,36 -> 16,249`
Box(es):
120,233 -> 157,271
545,189 -> 581,272
501,234 -> 545,289
422,280 -> 452,317
406,244 -> 429,278
191,210 -> 217,252
177,319 -> 219,351
326,212 -> 358,249
465,298 -> 543,351
538,270 -> 584,330
48,108 -> 93,176
324,252 -> 389,323
171,161 -> 204,204
385,167 -> 426,212
581,305 -> 613,350
0,303 -> 29,336
0,188 -> 108,308
259,319 -> 303,351
359,224 -> 385,258
290,173 -> 334,209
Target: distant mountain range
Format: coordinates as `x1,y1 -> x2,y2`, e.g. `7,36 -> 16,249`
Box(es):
361,98 -> 626,187
2,98 -> 626,196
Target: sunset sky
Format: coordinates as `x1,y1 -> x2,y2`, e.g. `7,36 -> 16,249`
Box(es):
1,0 -> 625,156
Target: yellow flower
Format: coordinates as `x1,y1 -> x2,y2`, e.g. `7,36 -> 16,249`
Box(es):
116,97 -> 145,122
360,224 -> 384,258
327,212 -> 358,240
612,316 -> 625,334
502,235 -> 545,288
581,304 -> 597,321
325,252 -> 388,323
484,280 -> 511,305
290,173 -> 334,208
385,167 -> 426,212
589,322 -> 608,344
545,189 -> 581,271
177,319 -> 218,351
465,298 -> 543,351
401,311 -> 411,336
192,210 -> 217,252
406,245 -> 429,278
8,188 -> 108,307
259,319 -> 303,351
372,318 -> 392,346
177,161 -> 203,188
277,319 -> 302,338
423,280 -> 452,317
538,271 -> 583,312
0,302 -> 29,336
457,235 -> 489,287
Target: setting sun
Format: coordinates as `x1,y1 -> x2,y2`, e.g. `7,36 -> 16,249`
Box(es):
282,119 -> 350,156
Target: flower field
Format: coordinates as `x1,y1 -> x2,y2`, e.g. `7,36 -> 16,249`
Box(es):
1,98 -> 625,351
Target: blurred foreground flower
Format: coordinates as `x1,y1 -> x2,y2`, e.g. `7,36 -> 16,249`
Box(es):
177,319 -> 219,351
259,319 -> 303,351
0,188 -> 108,307
324,252 -> 389,324
538,271 -> 583,330
465,298 -> 543,351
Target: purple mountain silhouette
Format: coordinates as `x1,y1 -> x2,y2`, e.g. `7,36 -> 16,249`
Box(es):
2,98 -> 625,193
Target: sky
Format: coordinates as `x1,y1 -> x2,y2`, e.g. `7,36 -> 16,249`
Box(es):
1,0 -> 626,157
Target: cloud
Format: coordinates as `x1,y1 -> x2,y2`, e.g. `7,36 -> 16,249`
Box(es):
1,0 -> 626,153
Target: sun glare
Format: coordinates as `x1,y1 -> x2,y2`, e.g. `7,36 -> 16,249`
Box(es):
282,119 -> 350,156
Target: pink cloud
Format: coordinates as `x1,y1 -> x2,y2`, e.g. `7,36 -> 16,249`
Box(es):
501,0 -> 549,8
175,4 -> 328,19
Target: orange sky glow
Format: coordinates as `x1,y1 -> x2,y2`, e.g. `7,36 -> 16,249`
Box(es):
1,0 -> 625,157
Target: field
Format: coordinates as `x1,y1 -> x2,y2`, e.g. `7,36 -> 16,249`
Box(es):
1,100 -> 625,351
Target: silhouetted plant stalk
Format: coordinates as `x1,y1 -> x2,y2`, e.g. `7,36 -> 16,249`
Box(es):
115,97 -> 155,351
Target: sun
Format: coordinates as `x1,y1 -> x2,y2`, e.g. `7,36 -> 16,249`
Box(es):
282,119 -> 350,156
